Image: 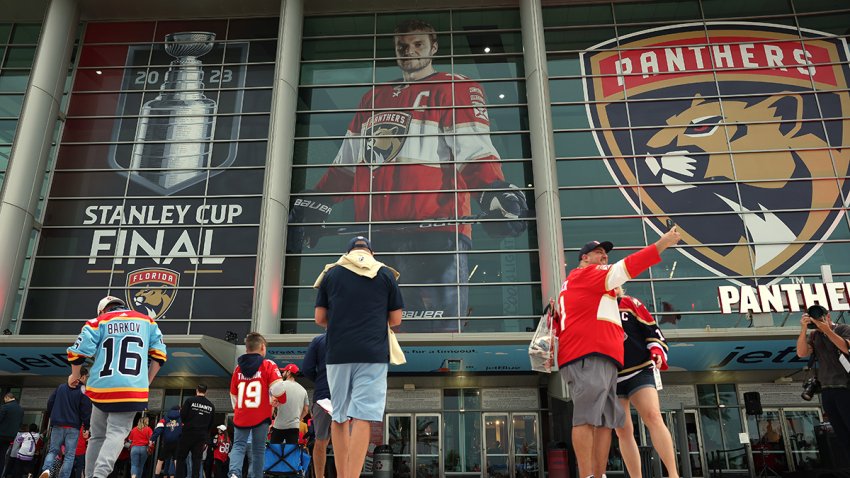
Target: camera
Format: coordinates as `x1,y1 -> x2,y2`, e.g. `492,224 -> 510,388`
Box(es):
807,305 -> 828,329
801,377 -> 822,401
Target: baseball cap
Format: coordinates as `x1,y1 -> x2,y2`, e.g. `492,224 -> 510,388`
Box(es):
217,424 -> 227,431
97,296 -> 126,315
578,240 -> 614,260
281,363 -> 299,375
347,236 -> 373,253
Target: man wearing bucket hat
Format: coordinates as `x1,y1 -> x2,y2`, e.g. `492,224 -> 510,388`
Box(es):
555,228 -> 680,478
269,364 -> 309,445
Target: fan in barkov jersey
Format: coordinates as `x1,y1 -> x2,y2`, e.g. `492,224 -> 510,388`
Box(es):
314,71 -> 505,240
67,309 -> 167,412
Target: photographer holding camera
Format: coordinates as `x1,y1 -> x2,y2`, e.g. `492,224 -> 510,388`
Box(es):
796,304 -> 850,454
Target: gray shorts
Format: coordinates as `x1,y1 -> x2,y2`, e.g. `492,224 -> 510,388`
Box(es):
560,356 -> 624,428
311,401 -> 332,440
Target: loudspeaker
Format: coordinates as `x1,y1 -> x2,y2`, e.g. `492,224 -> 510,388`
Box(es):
744,391 -> 763,415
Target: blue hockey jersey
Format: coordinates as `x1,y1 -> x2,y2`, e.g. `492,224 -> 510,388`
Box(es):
68,308 -> 167,412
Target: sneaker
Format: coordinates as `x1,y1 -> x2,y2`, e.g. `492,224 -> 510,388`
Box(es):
39,470 -> 50,478
230,474 -> 239,478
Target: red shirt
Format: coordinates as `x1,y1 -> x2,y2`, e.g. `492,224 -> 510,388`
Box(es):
314,72 -> 504,239
75,427 -> 87,456
230,358 -> 283,428
556,245 -> 661,367
213,433 -> 231,462
128,427 -> 152,447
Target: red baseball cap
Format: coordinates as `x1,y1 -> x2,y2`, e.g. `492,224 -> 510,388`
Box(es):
281,363 -> 299,375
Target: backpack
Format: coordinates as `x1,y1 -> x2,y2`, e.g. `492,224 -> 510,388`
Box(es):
18,432 -> 38,458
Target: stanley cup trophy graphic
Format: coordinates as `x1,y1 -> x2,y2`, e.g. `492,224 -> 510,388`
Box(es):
130,32 -> 217,193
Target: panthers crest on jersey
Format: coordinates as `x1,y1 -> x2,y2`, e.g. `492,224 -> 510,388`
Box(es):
582,22 -> 850,284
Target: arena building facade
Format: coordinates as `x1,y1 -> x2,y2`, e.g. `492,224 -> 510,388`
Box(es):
0,0 -> 848,475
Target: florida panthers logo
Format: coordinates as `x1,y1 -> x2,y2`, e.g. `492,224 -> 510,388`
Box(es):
362,111 -> 410,167
125,268 -> 180,319
583,22 -> 850,284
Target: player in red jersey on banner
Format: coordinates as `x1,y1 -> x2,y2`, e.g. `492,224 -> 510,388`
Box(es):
228,333 -> 286,478
288,19 -> 528,332
555,227 -> 680,478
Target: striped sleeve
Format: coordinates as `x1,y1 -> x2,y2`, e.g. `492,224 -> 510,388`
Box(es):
67,319 -> 100,364
604,244 -> 662,291
631,298 -> 668,355
148,322 -> 167,364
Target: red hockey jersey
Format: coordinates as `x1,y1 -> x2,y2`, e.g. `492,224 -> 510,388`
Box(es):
556,245 -> 661,367
314,71 -> 505,238
618,295 -> 669,380
213,432 -> 231,462
229,358 -> 284,428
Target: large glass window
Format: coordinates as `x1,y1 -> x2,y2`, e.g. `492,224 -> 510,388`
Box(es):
546,0 -> 850,329
21,18 -> 279,336
285,9 -> 537,334
0,23 -> 42,189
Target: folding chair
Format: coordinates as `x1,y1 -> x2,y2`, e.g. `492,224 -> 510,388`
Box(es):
263,443 -> 311,478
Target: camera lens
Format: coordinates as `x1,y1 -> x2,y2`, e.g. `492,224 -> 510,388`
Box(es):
807,305 -> 827,320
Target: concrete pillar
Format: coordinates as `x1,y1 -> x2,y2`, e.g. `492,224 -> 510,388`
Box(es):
253,0 -> 303,335
0,0 -> 79,332
520,0 -> 566,303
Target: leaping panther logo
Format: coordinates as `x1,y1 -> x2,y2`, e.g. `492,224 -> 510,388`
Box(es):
125,268 -> 180,319
583,22 -> 850,284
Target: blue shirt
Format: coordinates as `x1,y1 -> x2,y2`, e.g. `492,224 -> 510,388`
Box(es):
46,383 -> 92,429
302,334 -> 329,401
316,265 -> 403,364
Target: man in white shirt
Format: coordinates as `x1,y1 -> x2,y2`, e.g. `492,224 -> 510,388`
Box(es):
269,364 -> 309,445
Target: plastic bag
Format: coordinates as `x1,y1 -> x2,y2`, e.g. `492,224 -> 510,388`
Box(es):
529,301 -> 558,373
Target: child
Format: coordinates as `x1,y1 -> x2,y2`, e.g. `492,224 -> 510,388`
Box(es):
228,332 -> 286,478
71,427 -> 88,478
211,426 -> 230,478
13,424 -> 41,478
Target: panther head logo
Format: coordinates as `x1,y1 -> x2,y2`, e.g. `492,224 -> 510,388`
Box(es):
583,22 -> 850,284
363,111 -> 410,167
134,288 -> 174,318
125,268 -> 180,319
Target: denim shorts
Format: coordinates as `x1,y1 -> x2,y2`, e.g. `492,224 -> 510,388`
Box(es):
617,367 -> 657,398
327,362 -> 388,422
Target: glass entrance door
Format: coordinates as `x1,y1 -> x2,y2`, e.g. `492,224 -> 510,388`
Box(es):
666,409 -> 706,477
386,413 -> 442,477
483,412 -> 541,478
746,409 -> 789,474
484,413 -> 510,478
415,414 -> 441,477
387,414 -> 413,476
782,408 -> 821,471
512,414 -> 540,477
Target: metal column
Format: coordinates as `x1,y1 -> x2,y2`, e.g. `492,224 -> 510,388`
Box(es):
253,0 -> 303,335
520,0 -> 565,303
0,0 -> 79,332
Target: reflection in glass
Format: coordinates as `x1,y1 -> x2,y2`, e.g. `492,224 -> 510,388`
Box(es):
484,414 -> 509,478
748,411 -> 789,474
785,409 -> 821,470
